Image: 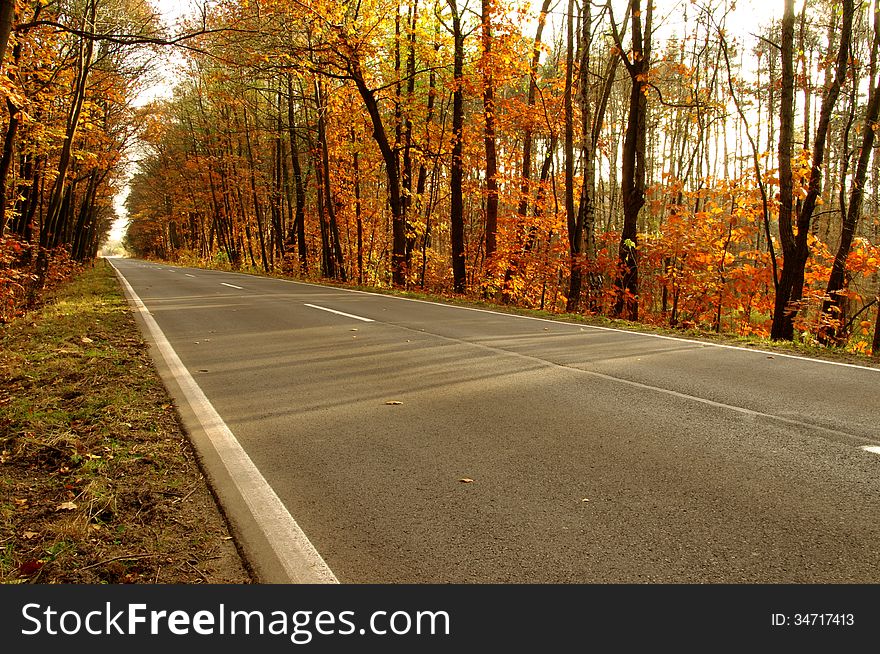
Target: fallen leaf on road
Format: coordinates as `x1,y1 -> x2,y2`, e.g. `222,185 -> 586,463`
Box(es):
581,498 -> 591,503
459,478 -> 475,484
385,400 -> 403,405
56,501 -> 78,511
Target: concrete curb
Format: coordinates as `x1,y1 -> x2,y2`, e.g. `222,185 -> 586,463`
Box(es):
108,259 -> 338,584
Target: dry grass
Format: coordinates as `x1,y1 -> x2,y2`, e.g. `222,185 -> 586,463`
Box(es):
0,260 -> 252,584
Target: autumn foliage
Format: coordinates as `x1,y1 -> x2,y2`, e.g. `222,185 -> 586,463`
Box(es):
0,0 -> 157,321
2,0 -> 879,354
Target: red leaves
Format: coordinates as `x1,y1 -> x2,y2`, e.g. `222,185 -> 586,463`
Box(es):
17,559 -> 44,578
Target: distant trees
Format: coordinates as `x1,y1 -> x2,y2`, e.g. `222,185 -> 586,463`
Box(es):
6,0 -> 874,354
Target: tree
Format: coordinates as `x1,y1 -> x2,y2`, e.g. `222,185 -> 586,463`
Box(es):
446,0 -> 467,293
610,0 -> 652,321
771,0 -> 852,340
820,0 -> 879,344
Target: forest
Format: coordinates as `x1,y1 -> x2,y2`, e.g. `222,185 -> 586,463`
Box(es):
1,0 -> 879,355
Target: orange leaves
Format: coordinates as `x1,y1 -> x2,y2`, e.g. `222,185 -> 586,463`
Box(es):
637,177 -> 777,334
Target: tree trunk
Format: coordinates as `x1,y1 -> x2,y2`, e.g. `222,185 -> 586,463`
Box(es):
563,0 -> 578,312
348,51 -> 406,286
873,291 -> 880,356
0,34 -> 23,235
771,0 -> 851,340
314,81 -> 346,280
447,0 -> 467,293
612,0 -> 651,321
0,0 -> 15,70
820,2 -> 877,344
43,1 -> 96,249
286,76 -> 308,273
242,104 -> 271,273
481,0 -> 498,272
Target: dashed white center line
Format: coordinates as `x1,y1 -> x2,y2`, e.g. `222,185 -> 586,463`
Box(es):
186,274 -> 196,278
862,446 -> 880,455
304,303 -> 374,323
221,282 -> 244,290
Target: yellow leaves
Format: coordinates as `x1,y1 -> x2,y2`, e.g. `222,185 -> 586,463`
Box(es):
850,341 -> 869,354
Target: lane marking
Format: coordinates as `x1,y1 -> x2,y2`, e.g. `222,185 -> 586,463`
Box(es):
304,303 -> 374,323
221,282 -> 244,290
120,260 -> 880,372
862,446 -> 880,455
363,296 -> 880,373
110,260 -> 337,584
269,279 -> 880,374
186,274 -> 196,278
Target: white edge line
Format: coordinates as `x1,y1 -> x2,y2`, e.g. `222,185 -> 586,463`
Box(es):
221,282 -> 244,290
132,259 -> 880,374
862,446 -> 880,455
110,261 -> 337,584
185,273 -> 196,278
304,303 -> 374,323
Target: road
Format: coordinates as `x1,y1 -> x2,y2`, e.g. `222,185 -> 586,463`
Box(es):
111,258 -> 880,583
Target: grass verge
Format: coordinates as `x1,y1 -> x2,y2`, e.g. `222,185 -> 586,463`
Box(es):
0,260 -> 252,584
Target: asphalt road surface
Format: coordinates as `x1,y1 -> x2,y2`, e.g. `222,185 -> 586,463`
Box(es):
111,258 -> 880,583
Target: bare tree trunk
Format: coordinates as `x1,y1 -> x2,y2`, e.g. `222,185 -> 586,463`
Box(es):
345,43 -> 407,286
352,128 -> 364,286
873,292 -> 880,356
402,1 -> 419,270
447,0 -> 467,293
481,0 -> 498,272
563,0 -> 578,311
611,0 -> 651,321
242,103 -> 270,273
286,75 -> 308,273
